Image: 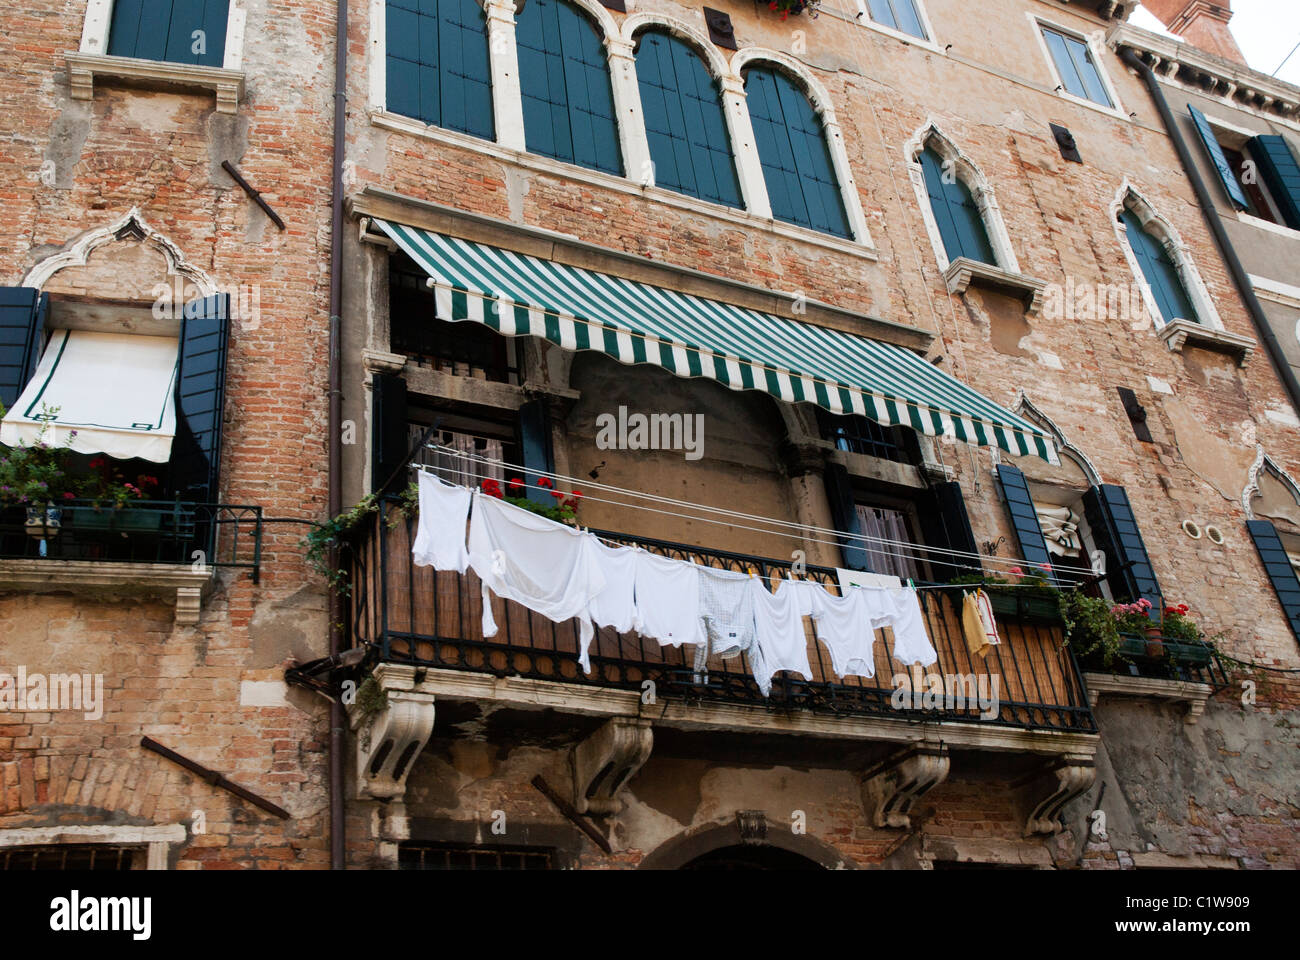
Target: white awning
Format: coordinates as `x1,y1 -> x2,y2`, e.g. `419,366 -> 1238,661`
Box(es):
0,329 -> 179,462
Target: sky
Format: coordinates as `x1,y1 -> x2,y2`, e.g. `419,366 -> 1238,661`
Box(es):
1131,1 -> 1300,87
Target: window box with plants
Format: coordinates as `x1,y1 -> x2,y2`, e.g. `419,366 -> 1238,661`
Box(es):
950,564 -> 1065,624
1063,595 -> 1217,674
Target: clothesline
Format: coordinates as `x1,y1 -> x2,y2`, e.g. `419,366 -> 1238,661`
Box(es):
412,443 -> 1098,579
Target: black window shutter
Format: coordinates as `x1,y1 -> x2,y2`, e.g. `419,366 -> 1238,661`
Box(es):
371,373 -> 409,493
0,287 -> 46,410
1249,135 -> 1300,230
918,479 -> 979,581
172,294 -> 231,504
823,462 -> 870,571
1081,484 -> 1162,617
518,399 -> 554,507
1246,519 -> 1300,643
994,464 -> 1056,582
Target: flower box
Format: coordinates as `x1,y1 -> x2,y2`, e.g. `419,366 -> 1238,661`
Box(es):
985,590 -> 1063,624
71,505 -> 166,534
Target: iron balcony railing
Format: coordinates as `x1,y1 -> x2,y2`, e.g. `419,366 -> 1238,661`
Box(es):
347,497 -> 1098,733
0,500 -> 263,582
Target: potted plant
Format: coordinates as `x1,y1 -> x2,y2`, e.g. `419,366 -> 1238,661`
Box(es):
0,406 -> 81,538
1060,592 -> 1124,668
949,564 -> 1063,624
765,0 -> 820,20
72,458 -> 162,532
1158,603 -> 1215,667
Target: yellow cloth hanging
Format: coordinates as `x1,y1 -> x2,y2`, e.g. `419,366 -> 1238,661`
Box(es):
962,589 -> 1001,659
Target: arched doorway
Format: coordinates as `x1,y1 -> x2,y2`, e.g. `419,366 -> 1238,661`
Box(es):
639,818 -> 855,870
680,844 -> 824,870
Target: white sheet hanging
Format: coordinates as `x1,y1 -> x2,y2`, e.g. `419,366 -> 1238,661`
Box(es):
0,329 -> 179,462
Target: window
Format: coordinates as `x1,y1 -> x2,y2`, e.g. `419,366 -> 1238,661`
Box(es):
919,146 -> 995,265
516,0 -> 621,175
1041,26 -> 1112,108
385,0 -> 494,140
634,30 -> 742,209
1119,208 -> 1198,326
1223,143 -> 1282,222
856,501 -> 925,582
817,410 -> 911,463
743,66 -> 850,238
863,0 -> 927,40
1,845 -> 140,870
106,0 -> 229,67
407,413 -> 520,490
398,842 -> 553,869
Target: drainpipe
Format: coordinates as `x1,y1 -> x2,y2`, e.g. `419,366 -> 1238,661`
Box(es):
328,0 -> 349,871
1120,47 -> 1300,418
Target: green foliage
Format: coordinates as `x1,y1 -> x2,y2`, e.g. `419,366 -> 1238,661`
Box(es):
304,482 -> 421,592
0,404 -> 80,506
1059,592 -> 1125,667
355,676 -> 388,717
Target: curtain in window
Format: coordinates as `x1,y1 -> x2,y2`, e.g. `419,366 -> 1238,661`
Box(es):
410,424 -> 504,489
634,30 -> 742,208
1120,209 -> 1198,325
108,0 -> 230,67
856,504 -> 922,582
743,66 -> 850,238
920,146 -> 995,265
517,0 -> 622,175
386,0 -> 494,140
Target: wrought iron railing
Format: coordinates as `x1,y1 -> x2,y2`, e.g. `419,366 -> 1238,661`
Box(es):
347,497 -> 1098,733
0,500 -> 263,582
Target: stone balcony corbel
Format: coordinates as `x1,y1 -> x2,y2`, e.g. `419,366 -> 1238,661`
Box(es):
0,559 -> 214,626
860,743 -> 950,829
943,258 -> 1048,315
1019,753 -> 1096,836
1155,318 -> 1255,367
571,717 -> 653,816
348,664 -> 438,802
1083,672 -> 1213,725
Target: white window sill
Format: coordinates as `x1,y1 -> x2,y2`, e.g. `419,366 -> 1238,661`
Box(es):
943,257 -> 1048,313
1083,671 -> 1213,725
1237,212 -> 1300,241
1155,318 -> 1255,367
854,16 -> 943,55
1053,88 -> 1127,121
369,109 -> 879,262
0,558 -> 214,625
66,52 -> 244,114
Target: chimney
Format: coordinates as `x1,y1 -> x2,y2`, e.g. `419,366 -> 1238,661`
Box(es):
1141,0 -> 1247,66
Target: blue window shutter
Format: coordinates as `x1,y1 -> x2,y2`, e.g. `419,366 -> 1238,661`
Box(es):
918,480 -> 979,582
386,0 -> 493,140
994,465 -> 1057,582
920,147 -> 994,264
1189,105 -> 1250,211
1120,210 -> 1197,325
109,0 -> 229,67
371,373 -> 409,493
743,66 -> 850,238
635,31 -> 741,208
172,294 -> 230,503
517,399 -> 554,506
823,463 -> 870,571
0,287 -> 46,411
1246,519 -> 1300,643
1081,484 -> 1162,618
517,0 -> 622,175
1249,135 -> 1300,230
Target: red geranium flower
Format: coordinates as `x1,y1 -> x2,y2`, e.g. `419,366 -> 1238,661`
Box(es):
1008,566 -> 1024,577
537,477 -> 553,489
507,478 -> 524,491
571,489 -> 583,498
550,490 -> 564,499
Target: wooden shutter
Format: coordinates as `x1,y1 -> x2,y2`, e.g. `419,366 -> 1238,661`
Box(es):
385,0 -> 493,140
1081,484 -> 1162,617
0,287 -> 46,410
517,399 -> 554,507
172,294 -> 230,503
1189,105 -> 1250,211
920,147 -> 995,265
744,66 -> 850,238
108,0 -> 229,68
517,0 -> 621,175
635,31 -> 741,208
1120,210 -> 1197,325
823,463 -> 870,572
1249,135 -> 1300,230
371,373 -> 409,493
994,464 -> 1056,581
1246,519 -> 1300,643
917,479 -> 979,582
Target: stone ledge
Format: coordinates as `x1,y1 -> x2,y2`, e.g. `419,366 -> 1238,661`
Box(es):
66,52 -> 244,114
0,559 -> 215,626
943,257 -> 1048,314
1083,671 -> 1214,724
1156,318 -> 1255,367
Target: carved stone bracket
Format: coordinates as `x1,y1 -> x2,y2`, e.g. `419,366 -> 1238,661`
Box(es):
1022,754 -> 1096,836
349,674 -> 437,802
1156,318 -> 1255,367
860,743 -> 950,829
571,717 -> 653,816
943,257 -> 1048,314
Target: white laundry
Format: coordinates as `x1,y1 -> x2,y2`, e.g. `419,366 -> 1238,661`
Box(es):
749,577 -> 813,697
467,491 -> 606,671
633,550 -> 704,647
698,566 -> 758,659
806,585 -> 899,680
588,539 -> 640,641
411,471 -> 471,573
886,586 -> 937,667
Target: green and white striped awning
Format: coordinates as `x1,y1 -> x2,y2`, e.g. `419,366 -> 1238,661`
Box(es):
376,220 -> 1058,463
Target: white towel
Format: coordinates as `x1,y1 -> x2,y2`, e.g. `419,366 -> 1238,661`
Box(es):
411,471 -> 471,573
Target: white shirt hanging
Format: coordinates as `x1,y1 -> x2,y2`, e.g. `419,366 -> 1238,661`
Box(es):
411,471 -> 472,573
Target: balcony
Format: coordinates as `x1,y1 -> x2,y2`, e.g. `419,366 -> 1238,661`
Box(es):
346,497 -> 1096,736
0,499 -> 263,624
